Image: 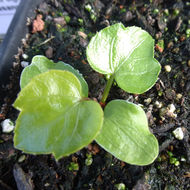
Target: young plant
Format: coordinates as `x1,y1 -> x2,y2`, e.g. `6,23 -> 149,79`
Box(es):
13,23 -> 161,165
14,56 -> 103,159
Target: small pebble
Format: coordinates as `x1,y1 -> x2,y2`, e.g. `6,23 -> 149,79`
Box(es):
155,101 -> 163,108
21,61 -> 29,68
172,47 -> 179,53
45,47 -> 53,58
54,17 -> 66,26
44,183 -> 50,187
159,107 -> 167,120
172,127 -> 184,140
144,98 -> 152,105
167,104 -> 177,118
160,104 -> 177,119
176,93 -> 182,100
168,104 -> 176,113
18,155 -> 26,163
188,60 -> 190,67
124,11 -> 133,22
181,157 -> 186,162
1,119 -> 15,133
79,38 -> 88,48
164,65 -> 171,72
22,54 -> 28,60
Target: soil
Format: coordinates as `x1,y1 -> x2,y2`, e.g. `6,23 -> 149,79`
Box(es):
0,0 -> 190,189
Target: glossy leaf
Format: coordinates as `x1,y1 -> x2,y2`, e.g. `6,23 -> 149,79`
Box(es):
20,55 -> 88,97
14,70 -> 103,160
86,23 -> 161,94
96,100 -> 159,165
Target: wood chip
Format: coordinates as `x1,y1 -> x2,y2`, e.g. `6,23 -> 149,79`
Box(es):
13,164 -> 34,190
78,31 -> 87,39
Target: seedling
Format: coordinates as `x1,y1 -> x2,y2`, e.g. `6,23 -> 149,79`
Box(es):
115,183 -> 126,190
85,153 -> 93,166
68,162 -> 79,171
167,151 -> 180,166
13,23 -> 161,165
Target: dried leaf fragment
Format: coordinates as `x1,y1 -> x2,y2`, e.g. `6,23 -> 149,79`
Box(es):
32,14 -> 44,33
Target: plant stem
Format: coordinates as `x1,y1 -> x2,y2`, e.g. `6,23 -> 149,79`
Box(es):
101,74 -> 115,104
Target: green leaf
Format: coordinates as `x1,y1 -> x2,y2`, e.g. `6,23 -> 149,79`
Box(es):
86,23 -> 161,94
95,100 -> 159,165
14,70 -> 103,160
20,55 -> 88,97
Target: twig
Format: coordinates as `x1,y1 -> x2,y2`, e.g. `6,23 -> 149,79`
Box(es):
32,36 -> 55,49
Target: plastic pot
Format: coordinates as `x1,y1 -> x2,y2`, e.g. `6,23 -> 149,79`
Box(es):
0,0 -> 43,87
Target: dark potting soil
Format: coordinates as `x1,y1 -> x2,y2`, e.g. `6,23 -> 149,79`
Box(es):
0,0 -> 190,189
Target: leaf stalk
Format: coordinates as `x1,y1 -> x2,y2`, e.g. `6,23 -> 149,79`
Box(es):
101,74 -> 115,104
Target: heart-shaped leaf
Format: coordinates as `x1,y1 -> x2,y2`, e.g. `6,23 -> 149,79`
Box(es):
20,55 -> 88,97
14,70 -> 103,160
86,23 -> 161,94
95,100 -> 159,165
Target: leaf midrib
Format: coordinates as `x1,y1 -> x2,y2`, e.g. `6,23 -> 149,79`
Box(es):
114,35 -> 149,75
